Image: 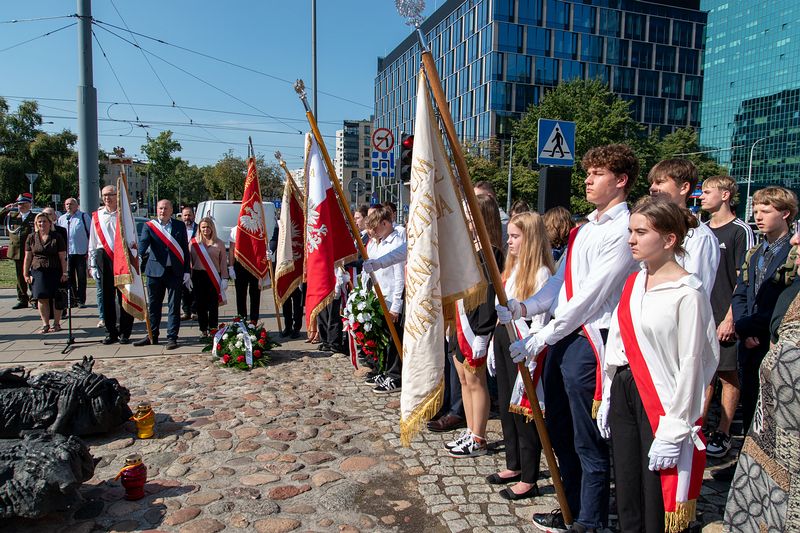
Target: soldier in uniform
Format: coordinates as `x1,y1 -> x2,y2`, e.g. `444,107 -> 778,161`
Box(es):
1,193 -> 36,309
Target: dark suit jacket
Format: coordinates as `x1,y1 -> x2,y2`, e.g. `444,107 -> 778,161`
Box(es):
139,218 -> 190,279
732,239 -> 795,343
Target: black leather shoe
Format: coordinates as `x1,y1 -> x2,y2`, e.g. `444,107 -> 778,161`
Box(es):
118,336 -> 131,344
486,472 -> 522,485
318,343 -> 333,352
499,484 -> 540,501
101,336 -> 118,345
290,330 -> 301,339
165,339 -> 178,350
280,327 -> 291,337
133,337 -> 157,347
12,301 -> 28,310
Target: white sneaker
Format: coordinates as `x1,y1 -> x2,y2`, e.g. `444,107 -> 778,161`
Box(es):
97,319 -> 105,328
444,429 -> 472,450
448,435 -> 487,458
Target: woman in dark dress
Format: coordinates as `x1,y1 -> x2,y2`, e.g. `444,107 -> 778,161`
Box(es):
23,213 -> 67,333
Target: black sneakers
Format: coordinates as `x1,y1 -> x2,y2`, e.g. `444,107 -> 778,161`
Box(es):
373,376 -> 401,394
532,509 -> 569,532
706,431 -> 732,458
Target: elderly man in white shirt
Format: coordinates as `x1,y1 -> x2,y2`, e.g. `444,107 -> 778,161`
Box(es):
57,197 -> 91,307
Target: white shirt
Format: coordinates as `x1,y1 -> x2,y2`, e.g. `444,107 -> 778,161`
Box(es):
88,207 -> 117,269
604,271 -> 719,444
522,201 -> 638,345
57,210 -> 90,255
501,265 -> 552,334
367,228 -> 405,314
678,222 -> 720,298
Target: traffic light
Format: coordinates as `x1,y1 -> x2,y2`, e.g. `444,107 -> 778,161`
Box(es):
399,133 -> 414,183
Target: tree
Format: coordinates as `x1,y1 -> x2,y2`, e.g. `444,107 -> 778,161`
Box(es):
513,80 -> 648,214
141,131 -> 182,203
203,150 -> 283,201
654,127 -> 728,183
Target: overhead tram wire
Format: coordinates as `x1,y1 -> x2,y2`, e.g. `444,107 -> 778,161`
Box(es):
0,14 -> 77,24
108,0 -> 225,144
0,22 -> 76,53
92,23 -> 304,135
91,18 -> 373,111
91,29 -> 140,121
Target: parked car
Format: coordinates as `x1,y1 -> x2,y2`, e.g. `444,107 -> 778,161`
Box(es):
0,245 -> 7,260
195,200 -> 277,249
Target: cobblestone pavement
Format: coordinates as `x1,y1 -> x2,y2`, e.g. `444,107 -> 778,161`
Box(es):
1,338 -> 734,532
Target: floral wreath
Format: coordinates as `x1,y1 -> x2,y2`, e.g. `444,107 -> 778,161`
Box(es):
342,273 -> 390,371
203,317 -> 279,370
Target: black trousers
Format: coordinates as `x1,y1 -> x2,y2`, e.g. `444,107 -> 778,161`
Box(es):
739,343 -> 769,434
181,284 -> 195,316
67,253 -> 88,304
494,325 -> 542,484
384,312 -> 403,380
317,297 -> 343,349
97,252 -> 133,338
609,367 -> 664,533
15,258 -> 29,303
281,287 -> 303,332
234,261 -> 260,323
192,269 -> 220,334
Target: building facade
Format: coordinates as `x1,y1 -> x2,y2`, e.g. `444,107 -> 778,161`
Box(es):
101,154 -> 148,213
375,0 -> 707,170
333,119 -> 374,209
700,0 -> 800,205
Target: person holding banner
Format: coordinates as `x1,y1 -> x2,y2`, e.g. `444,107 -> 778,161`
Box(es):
190,217 -> 228,341
133,199 -> 190,350
498,145 -> 640,531
598,197 -> 718,532
90,185 -> 134,345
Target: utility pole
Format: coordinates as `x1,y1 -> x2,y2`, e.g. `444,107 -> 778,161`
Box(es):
311,0 -> 318,118
77,0 -> 99,214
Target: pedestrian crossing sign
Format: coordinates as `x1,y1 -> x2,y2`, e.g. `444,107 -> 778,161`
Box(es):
537,119 -> 575,167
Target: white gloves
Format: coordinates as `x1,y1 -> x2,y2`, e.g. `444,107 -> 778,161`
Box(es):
495,299 -> 523,325
221,278 -> 228,292
183,273 -> 193,290
362,259 -> 377,274
487,347 -> 496,377
596,401 -> 611,439
90,267 -> 100,281
267,250 -> 275,262
471,335 -> 489,359
510,334 -> 544,364
228,266 -> 236,280
648,438 -> 681,471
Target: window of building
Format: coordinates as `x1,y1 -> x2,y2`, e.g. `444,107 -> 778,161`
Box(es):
546,0 -> 569,30
573,5 -> 596,34
515,85 -> 538,112
655,45 -> 675,71
587,63 -> 610,84
536,57 -> 559,86
464,90 -> 474,117
678,48 -> 698,74
363,148 -> 370,157
496,111 -> 516,136
493,0 -> 514,23
554,30 -> 578,59
581,34 -> 603,62
622,94 -> 642,121
630,42 -> 652,69
491,82 -> 513,110
527,27 -> 550,56
684,75 -> 701,101
649,17 -> 669,44
561,60 -> 583,82
599,9 -> 621,37
468,34 -> 479,62
489,52 -> 504,81
477,1 -> 489,26
506,54 -> 532,83
498,22 -> 524,53
613,66 -> 635,93
668,100 -> 688,125
456,42 -> 467,70
624,13 -> 645,41
661,73 -> 681,98
475,84 -> 487,113
606,38 -> 629,66
518,0 -> 543,25
638,70 -> 659,97
481,26 -> 493,55
644,98 -> 665,124
472,59 -> 483,86
673,20 -> 692,47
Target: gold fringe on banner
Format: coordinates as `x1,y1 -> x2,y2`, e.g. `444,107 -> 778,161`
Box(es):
591,399 -> 602,419
463,360 -> 486,375
508,404 -> 535,423
665,499 -> 696,533
399,378 -> 444,447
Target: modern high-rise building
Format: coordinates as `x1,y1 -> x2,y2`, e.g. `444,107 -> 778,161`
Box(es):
700,0 -> 800,204
333,119 -> 374,209
375,0 -> 707,167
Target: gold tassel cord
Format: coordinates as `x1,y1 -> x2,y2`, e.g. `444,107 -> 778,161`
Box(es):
399,378 -> 445,447
664,499 -> 696,533
508,404 -> 535,423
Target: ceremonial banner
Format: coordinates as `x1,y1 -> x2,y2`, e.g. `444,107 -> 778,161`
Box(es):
274,174 -> 305,306
234,157 -> 270,280
303,133 -> 357,327
113,172 -> 147,320
400,69 -> 486,445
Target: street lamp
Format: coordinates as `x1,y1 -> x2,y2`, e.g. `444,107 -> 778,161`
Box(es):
746,137 -> 768,222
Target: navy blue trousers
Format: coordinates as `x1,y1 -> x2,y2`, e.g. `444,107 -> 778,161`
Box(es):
543,330 -> 610,529
147,274 -> 182,341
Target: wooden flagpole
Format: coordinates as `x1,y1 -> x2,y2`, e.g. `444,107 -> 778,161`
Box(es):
294,80 -> 404,360
119,170 -> 153,343
248,138 -> 283,333
415,41 -> 574,527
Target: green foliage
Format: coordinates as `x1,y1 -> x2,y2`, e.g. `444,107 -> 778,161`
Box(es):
202,150 -> 284,202
141,131 -> 182,204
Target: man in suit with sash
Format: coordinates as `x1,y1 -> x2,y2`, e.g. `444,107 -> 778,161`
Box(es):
134,199 -> 191,350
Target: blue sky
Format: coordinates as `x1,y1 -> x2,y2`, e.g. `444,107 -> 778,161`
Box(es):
1,1 -> 438,169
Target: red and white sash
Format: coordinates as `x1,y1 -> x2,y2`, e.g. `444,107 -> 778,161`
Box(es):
93,211 -> 115,261
191,237 -> 226,304
455,299 -> 488,373
617,272 -> 706,531
146,220 -> 185,265
564,225 -> 605,417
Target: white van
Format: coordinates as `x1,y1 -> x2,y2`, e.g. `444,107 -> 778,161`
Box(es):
195,200 -> 277,249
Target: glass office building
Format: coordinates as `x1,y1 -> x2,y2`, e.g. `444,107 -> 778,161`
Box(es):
375,0 -> 707,163
700,0 -> 800,195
